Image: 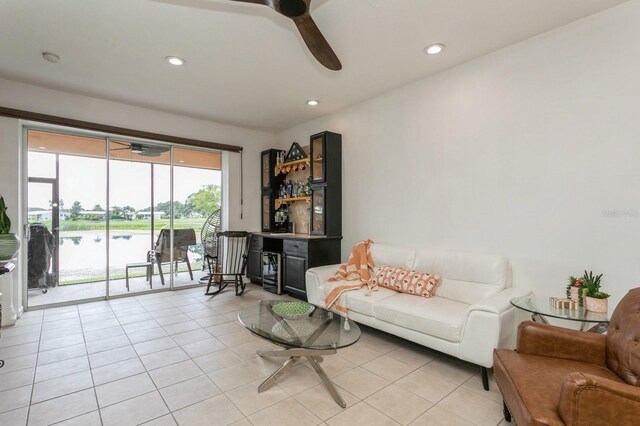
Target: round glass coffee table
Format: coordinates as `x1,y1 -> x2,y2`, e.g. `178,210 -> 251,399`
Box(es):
238,300 -> 360,407
510,294 -> 609,333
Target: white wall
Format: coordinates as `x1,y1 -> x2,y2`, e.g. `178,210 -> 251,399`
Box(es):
0,115 -> 20,232
277,1 -> 640,309
0,78 -> 275,312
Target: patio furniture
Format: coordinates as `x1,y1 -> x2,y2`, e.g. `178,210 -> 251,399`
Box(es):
149,228 -> 197,286
200,209 -> 221,284
204,231 -> 250,296
27,223 -> 55,293
0,287 -> 3,368
125,251 -> 154,291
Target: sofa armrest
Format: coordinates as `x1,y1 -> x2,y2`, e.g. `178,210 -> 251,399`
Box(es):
559,372 -> 640,425
458,288 -> 532,366
305,264 -> 340,306
465,286 -> 533,315
517,321 -> 606,366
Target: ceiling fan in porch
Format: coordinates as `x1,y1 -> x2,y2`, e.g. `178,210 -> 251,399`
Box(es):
230,0 -> 342,70
110,142 -> 171,158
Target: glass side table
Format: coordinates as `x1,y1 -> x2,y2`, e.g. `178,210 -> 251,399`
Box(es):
511,294 -> 609,333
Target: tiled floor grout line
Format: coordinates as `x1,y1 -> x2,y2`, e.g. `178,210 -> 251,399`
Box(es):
32,308 -> 109,426
142,290 -> 278,423
25,309 -> 47,425
86,297 -> 167,423
318,346 -> 396,425
41,295 -> 183,424
78,304 -> 106,426
134,290 -> 199,425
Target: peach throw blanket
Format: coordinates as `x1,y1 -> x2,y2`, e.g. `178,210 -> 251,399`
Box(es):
324,240 -> 375,314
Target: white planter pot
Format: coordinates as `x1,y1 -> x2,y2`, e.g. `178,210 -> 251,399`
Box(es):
0,233 -> 20,261
570,287 -> 580,303
585,296 -> 608,313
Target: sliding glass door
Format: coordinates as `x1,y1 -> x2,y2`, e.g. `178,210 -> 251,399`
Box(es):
24,128 -> 223,308
108,140 -> 172,296
172,147 -> 222,288
26,131 -> 108,307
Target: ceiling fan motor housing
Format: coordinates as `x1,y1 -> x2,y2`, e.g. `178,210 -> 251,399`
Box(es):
278,0 -> 307,17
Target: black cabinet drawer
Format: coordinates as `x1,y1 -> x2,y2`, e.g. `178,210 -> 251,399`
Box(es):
283,240 -> 308,254
246,248 -> 262,282
283,253 -> 307,295
250,235 -> 263,250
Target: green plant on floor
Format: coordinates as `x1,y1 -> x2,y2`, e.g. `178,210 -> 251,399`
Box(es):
0,196 -> 11,234
581,270 -> 609,299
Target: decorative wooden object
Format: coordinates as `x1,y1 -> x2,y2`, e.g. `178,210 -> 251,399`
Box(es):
275,196 -> 311,209
285,142 -> 308,162
550,297 -> 577,310
275,158 -> 311,176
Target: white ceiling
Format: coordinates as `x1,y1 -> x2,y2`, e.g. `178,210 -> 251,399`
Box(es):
0,0 -> 626,131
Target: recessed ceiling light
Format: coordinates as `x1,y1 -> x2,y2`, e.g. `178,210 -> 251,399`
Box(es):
306,100 -> 319,106
42,52 -> 61,63
424,44 -> 445,55
165,56 -> 185,66
179,160 -> 185,163
38,146 -> 47,150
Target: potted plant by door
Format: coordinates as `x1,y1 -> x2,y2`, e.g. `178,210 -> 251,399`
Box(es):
0,196 -> 21,261
581,270 -> 609,313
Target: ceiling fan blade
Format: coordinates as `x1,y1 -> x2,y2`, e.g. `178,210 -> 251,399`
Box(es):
229,0 -> 269,5
293,14 -> 341,71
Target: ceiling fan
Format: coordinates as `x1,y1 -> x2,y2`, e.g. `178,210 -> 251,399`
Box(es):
110,142 -> 170,157
230,0 -> 342,71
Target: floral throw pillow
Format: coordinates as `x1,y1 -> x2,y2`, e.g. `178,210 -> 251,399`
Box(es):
371,266 -> 441,298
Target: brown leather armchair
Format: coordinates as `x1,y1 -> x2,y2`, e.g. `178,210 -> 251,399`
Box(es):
493,288 -> 640,426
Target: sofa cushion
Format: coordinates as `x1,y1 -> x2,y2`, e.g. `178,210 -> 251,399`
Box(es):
437,279 -> 501,306
413,249 -> 507,285
345,287 -> 398,317
412,249 -> 508,304
371,266 -> 441,298
374,294 -> 469,342
370,243 -> 416,270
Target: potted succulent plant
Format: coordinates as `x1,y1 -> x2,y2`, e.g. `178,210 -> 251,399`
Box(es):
0,196 -> 21,261
581,270 -> 609,313
566,275 -> 586,305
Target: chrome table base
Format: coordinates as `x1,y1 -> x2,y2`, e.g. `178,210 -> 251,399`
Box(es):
531,312 -> 608,333
257,347 -> 346,408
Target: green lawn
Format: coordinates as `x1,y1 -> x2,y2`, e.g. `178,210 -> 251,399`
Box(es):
37,218 -> 207,232
60,264 -> 202,286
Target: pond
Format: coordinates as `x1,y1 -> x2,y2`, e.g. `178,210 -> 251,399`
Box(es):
58,231 -> 203,283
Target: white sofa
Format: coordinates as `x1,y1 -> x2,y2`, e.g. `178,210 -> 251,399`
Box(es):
305,243 -> 531,389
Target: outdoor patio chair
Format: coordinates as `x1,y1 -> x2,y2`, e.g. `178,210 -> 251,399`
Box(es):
200,209 -> 221,285
149,228 -> 197,286
204,231 -> 250,296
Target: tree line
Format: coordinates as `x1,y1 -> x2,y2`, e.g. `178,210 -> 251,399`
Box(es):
59,184 -> 221,221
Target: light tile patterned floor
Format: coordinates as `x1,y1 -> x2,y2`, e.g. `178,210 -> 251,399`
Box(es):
0,285 -> 509,426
